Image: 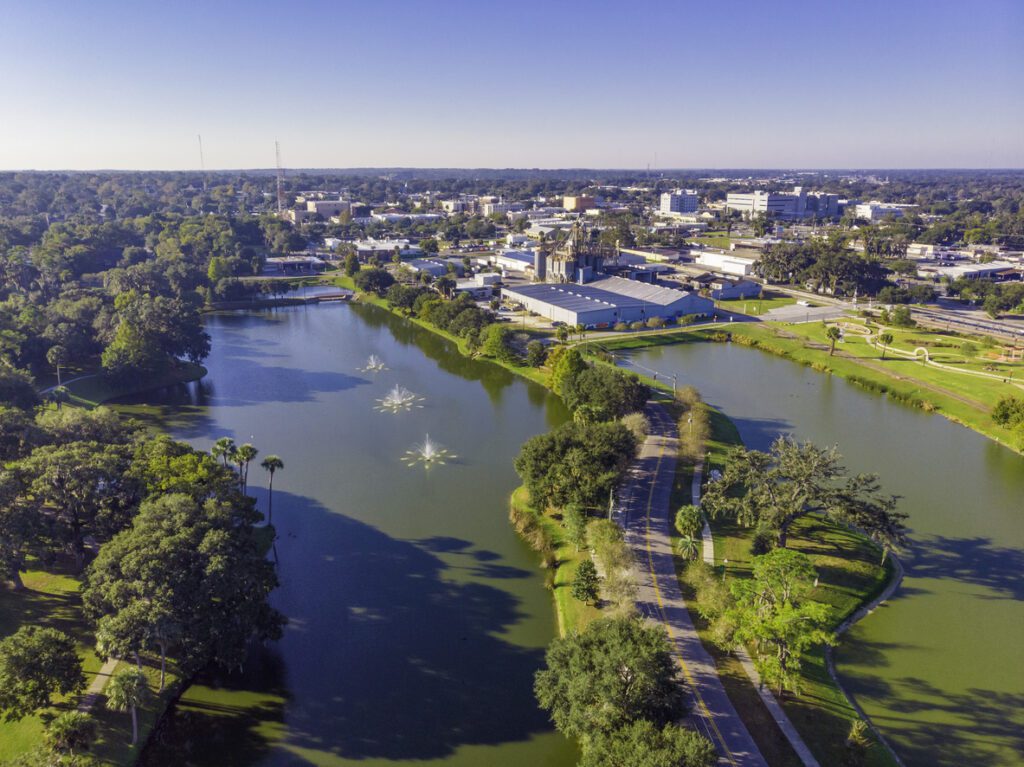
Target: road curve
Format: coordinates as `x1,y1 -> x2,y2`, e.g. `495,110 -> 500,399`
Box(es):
615,402 -> 768,767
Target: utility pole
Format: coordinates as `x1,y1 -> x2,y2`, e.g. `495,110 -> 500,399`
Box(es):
275,140 -> 284,215
197,134 -> 206,191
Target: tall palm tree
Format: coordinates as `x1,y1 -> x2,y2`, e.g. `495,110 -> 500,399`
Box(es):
211,437 -> 236,468
879,332 -> 894,360
105,668 -> 150,745
826,326 -> 841,356
235,443 -> 258,492
261,455 -> 284,524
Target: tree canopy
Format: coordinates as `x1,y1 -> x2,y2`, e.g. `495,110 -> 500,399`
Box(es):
701,437 -> 906,558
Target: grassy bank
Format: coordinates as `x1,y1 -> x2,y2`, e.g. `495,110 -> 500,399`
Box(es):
58,362 -> 208,408
0,564 -> 184,764
708,322 -> 1023,453
509,486 -> 601,636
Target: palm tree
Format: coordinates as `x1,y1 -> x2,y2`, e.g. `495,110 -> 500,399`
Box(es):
879,332 -> 894,360
260,455 -> 284,524
826,326 -> 841,356
105,668 -> 150,745
235,443 -> 259,492
211,436 -> 236,468
47,344 -> 68,387
44,711 -> 97,755
676,534 -> 701,561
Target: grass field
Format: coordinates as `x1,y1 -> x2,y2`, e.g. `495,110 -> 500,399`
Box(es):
0,563 -> 182,764
716,291 -> 797,316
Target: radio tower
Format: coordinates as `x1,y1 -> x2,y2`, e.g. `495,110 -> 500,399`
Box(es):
275,140 -> 285,214
197,134 -> 206,191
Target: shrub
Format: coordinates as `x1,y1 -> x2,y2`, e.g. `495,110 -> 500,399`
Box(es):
646,316 -> 666,329
629,321 -> 646,331
613,322 -> 629,332
621,412 -> 650,442
992,396 -> 1024,427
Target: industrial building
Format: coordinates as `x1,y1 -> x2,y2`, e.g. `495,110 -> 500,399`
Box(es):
502,276 -> 713,328
694,249 -> 758,276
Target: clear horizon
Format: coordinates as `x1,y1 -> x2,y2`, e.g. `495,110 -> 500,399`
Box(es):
2,0 -> 1022,171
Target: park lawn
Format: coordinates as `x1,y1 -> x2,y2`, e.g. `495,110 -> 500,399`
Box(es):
510,486 -> 601,636
0,562 -> 184,764
691,233 -> 733,249
60,362 -> 208,409
815,318 -> 1024,377
712,322 -> 1024,452
716,291 -> 796,316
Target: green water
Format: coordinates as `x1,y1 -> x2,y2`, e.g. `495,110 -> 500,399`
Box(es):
620,340 -> 1024,767
124,304 -> 575,766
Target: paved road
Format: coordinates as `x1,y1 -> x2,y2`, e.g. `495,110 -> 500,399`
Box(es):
616,403 -> 768,767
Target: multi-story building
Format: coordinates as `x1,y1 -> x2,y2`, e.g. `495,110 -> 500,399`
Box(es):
854,201 -> 917,221
659,190 -> 700,215
726,187 -> 841,220
563,195 -> 596,212
481,201 -> 524,216
305,200 -> 350,219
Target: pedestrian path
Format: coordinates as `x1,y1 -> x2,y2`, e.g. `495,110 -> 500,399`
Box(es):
78,657 -> 119,711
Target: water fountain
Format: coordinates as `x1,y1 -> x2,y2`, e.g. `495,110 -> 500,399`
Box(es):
375,384 -> 424,413
361,354 -> 387,372
402,434 -> 455,467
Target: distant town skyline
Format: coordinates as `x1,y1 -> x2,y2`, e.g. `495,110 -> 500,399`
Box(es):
2,0 -> 1022,170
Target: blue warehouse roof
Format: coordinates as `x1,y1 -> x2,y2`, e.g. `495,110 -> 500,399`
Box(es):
503,282 -> 641,312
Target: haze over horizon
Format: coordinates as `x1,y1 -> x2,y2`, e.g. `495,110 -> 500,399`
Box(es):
3,0 -> 1022,171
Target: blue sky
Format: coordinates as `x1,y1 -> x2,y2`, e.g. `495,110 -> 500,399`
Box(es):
1,0 -> 1021,169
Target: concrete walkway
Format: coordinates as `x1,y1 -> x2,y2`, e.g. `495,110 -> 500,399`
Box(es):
78,657 -> 119,711
615,403 -> 767,767
697,460 -> 822,767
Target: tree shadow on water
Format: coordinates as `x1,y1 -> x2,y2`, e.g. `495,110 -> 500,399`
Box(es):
144,491 -> 555,765
907,534 -> 1024,600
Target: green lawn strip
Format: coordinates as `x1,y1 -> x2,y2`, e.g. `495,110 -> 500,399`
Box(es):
713,322 -> 1024,451
510,486 -> 601,636
0,563 -> 181,764
716,292 -> 797,316
60,362 -> 208,408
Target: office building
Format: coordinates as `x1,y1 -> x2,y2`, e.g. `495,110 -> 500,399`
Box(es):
660,190 -> 700,215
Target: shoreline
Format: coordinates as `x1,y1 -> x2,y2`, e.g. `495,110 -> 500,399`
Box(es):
42,362 -> 208,409
586,323 -> 1023,456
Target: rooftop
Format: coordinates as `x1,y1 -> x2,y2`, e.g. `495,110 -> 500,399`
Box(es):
504,276 -> 696,312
